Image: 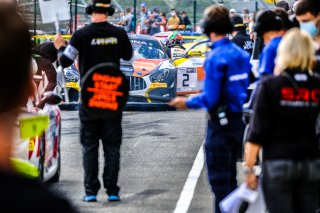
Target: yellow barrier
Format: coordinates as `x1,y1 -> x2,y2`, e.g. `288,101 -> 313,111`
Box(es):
32,34 -> 72,40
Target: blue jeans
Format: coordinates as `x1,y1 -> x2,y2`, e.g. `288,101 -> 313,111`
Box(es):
205,114 -> 244,213
262,160 -> 320,213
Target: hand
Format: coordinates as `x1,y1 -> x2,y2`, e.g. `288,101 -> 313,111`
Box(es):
169,97 -> 188,110
54,33 -> 65,50
246,173 -> 258,190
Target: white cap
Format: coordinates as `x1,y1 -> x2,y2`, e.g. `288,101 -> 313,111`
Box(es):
230,8 -> 236,13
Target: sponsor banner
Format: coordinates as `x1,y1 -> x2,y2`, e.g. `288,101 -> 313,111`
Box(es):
150,83 -> 168,89
39,0 -> 70,24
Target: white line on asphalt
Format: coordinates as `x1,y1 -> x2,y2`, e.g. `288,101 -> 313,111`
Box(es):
173,142 -> 205,213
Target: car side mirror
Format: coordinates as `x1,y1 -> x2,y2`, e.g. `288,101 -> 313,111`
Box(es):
188,50 -> 202,57
41,91 -> 62,105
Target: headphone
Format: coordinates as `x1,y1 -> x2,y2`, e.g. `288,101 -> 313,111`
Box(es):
85,2 -> 115,16
253,10 -> 283,37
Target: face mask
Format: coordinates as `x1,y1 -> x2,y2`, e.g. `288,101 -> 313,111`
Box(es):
300,21 -> 319,37
171,12 -> 176,17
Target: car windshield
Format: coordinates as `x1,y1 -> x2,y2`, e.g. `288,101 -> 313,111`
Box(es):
128,38 -> 167,59
131,44 -> 167,60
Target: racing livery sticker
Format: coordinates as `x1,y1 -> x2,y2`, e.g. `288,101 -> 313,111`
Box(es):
177,68 -> 198,93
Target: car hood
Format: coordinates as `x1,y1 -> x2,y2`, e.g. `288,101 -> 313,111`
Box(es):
121,59 -> 164,77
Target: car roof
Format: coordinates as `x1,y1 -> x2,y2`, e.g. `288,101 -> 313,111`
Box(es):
128,34 -> 159,42
153,31 -> 205,37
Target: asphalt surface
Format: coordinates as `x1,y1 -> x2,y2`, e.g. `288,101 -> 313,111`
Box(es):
49,110 -> 215,213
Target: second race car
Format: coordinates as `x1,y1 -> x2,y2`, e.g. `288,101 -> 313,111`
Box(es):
121,34 -> 177,104
173,39 -> 209,94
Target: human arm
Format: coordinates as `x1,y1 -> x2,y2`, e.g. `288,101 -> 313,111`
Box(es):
244,81 -> 271,189
244,142 -> 260,189
54,33 -> 80,68
185,57 -> 225,110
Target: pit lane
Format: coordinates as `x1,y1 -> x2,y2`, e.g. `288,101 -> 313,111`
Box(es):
49,110 -> 214,213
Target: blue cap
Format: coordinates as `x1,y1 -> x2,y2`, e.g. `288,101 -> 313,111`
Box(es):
141,2 -> 147,7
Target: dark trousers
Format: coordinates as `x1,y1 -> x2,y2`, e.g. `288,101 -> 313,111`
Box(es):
205,115 -> 244,213
262,160 -> 320,213
80,115 -> 122,196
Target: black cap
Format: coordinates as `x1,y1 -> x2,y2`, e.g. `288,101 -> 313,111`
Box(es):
93,0 -> 111,4
231,15 -> 245,30
276,0 -> 289,11
92,0 -> 111,13
255,10 -> 283,36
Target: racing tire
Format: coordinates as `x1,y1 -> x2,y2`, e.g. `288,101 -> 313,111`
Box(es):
48,119 -> 61,183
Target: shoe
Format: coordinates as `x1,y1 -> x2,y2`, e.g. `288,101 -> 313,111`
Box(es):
81,195 -> 97,202
108,195 -> 120,202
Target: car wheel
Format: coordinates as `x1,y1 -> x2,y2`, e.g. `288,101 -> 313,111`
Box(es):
48,120 -> 61,183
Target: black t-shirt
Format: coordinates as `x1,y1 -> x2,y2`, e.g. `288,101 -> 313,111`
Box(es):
231,31 -> 254,56
247,70 -> 320,161
60,21 -> 133,77
0,171 -> 77,213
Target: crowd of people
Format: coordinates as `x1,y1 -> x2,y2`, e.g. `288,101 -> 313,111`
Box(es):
118,2 -> 192,35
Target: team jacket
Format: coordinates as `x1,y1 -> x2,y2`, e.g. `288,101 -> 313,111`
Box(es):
247,70 -> 320,161
58,21 -> 133,77
186,38 -> 251,113
258,36 -> 282,77
231,30 -> 254,55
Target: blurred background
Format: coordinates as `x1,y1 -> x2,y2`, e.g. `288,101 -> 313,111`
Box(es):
17,0 -> 297,37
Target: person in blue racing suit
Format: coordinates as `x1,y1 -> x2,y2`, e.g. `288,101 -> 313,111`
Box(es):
169,5 -> 251,213
255,10 -> 285,78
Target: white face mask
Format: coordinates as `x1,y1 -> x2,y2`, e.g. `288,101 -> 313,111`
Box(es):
171,12 -> 176,17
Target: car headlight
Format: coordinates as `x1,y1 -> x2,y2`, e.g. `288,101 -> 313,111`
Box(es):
150,69 -> 170,82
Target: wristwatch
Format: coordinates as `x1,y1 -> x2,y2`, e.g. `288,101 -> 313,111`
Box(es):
242,165 -> 255,175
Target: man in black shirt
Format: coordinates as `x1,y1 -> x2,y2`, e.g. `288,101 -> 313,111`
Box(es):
230,15 -> 254,55
54,0 -> 133,202
0,2 -> 76,212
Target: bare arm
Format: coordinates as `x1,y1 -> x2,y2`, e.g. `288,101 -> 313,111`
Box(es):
243,142 -> 261,189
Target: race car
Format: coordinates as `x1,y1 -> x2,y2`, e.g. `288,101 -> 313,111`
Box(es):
121,34 -> 177,104
173,39 -> 209,94
13,69 -> 62,182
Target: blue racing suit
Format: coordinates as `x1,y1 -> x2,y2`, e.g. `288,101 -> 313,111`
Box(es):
258,36 -> 282,77
186,38 -> 251,213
